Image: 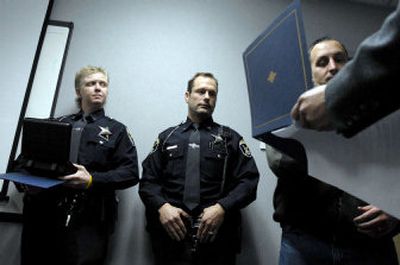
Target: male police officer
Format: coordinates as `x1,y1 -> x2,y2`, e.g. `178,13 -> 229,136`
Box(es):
20,66 -> 139,265
139,72 -> 259,265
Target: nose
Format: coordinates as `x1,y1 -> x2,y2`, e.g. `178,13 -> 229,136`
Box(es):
327,57 -> 339,72
327,58 -> 340,76
94,82 -> 101,91
204,91 -> 210,100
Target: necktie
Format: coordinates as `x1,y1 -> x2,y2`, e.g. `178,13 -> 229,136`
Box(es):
183,124 -> 201,211
69,117 -> 87,163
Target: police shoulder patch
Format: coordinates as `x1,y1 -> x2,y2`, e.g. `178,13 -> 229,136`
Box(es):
126,128 -> 135,146
239,139 -> 252,158
151,138 -> 160,153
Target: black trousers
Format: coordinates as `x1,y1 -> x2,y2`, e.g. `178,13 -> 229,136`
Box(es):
21,221 -> 109,265
21,196 -> 110,265
151,233 -> 237,265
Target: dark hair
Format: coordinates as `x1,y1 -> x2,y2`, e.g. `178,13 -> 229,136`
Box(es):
187,72 -> 218,92
309,36 -> 349,59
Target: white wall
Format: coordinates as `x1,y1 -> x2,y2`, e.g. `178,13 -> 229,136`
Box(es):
0,0 -> 49,172
0,1 -> 50,264
0,0 -> 391,265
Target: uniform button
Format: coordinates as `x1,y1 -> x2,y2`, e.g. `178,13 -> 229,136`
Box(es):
169,153 -> 173,157
217,154 -> 221,158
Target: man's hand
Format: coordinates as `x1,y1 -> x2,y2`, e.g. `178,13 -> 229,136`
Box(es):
59,164 -> 91,189
158,203 -> 189,241
291,85 -> 334,131
197,203 -> 225,243
354,205 -> 399,238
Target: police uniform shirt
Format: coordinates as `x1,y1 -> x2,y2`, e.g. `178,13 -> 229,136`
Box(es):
139,117 -> 259,215
21,108 -> 139,265
60,108 -> 139,190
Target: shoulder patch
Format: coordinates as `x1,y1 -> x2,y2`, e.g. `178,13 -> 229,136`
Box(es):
126,128 -> 135,146
239,139 -> 252,158
151,138 -> 160,153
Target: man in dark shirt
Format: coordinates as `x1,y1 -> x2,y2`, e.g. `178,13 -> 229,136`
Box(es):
267,38 -> 399,265
20,66 -> 139,265
139,72 -> 259,265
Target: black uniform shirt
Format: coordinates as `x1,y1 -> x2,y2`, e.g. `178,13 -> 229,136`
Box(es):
139,117 -> 259,215
22,108 -> 139,230
61,108 -> 139,190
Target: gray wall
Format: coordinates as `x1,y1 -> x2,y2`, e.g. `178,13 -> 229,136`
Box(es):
0,1 -> 49,264
0,0 -> 393,265
0,0 -> 49,172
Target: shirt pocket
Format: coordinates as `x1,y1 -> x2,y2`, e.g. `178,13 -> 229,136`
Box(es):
164,145 -> 185,178
203,149 -> 227,182
81,139 -> 116,166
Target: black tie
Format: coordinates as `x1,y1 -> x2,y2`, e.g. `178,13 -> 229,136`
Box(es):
69,117 -> 87,163
183,124 -> 201,211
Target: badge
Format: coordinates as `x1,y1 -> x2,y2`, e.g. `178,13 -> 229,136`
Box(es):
151,138 -> 160,153
211,133 -> 224,144
166,145 -> 178,150
239,139 -> 252,157
209,133 -> 225,151
98,126 -> 112,141
188,142 -> 200,149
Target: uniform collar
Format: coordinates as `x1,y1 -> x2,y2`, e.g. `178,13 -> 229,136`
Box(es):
182,117 -> 214,132
73,108 -> 105,123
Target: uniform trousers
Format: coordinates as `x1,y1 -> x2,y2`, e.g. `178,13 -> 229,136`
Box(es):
151,233 -> 236,265
21,195 -> 109,265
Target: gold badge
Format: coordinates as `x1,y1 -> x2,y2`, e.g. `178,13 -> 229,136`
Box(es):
211,133 -> 224,144
98,126 -> 112,141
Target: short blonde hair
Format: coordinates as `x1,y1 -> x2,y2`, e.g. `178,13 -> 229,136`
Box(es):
74,65 -> 109,90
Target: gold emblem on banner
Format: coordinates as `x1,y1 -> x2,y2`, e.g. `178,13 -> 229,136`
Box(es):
267,71 -> 277,84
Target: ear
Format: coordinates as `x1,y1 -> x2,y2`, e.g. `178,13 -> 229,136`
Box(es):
75,88 -> 81,97
184,91 -> 190,103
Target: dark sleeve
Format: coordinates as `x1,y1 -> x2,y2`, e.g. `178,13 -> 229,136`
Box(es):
326,3 -> 400,137
139,136 -> 168,212
91,126 -> 139,190
217,133 -> 260,211
265,137 -> 308,180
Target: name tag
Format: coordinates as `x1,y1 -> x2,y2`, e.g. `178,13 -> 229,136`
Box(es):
166,145 -> 178,150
